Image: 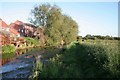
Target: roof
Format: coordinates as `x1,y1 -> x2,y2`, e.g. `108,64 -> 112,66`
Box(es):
15,20 -> 23,25
24,23 -> 36,28
0,19 -> 8,27
9,23 -> 16,28
9,27 -> 20,35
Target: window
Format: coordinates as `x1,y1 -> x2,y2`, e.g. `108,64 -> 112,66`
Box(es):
17,34 -> 20,37
14,38 -> 16,41
2,27 -> 4,30
6,28 -> 9,31
21,29 -> 23,33
18,29 -> 20,32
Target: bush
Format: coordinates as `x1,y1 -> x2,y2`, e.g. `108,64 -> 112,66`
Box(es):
32,41 -> 120,78
25,37 -> 41,46
2,44 -> 15,54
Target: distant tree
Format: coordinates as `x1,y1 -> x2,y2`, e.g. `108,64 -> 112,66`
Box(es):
113,37 -> 120,40
104,35 -> 110,40
77,36 -> 82,41
85,34 -> 92,40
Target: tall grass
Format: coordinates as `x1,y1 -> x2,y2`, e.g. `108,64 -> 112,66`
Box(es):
81,40 -> 120,77
31,40 -> 120,78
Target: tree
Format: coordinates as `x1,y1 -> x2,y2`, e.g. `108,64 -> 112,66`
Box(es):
30,3 -> 51,27
85,34 -> 92,40
61,15 -> 78,44
30,3 -> 78,46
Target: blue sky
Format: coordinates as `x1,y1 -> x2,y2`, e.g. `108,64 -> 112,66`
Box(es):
0,2 -> 118,37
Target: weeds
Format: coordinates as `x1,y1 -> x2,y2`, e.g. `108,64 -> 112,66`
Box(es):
31,40 -> 120,78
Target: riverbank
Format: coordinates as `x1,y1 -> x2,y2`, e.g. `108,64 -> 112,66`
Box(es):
2,44 -> 42,54
1,47 -> 43,78
2,37 -> 41,54
30,41 -> 120,79
16,45 -> 41,50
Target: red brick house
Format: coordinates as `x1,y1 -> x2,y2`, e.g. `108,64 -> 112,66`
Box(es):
0,19 -> 10,46
9,20 -> 35,37
0,19 -> 9,32
0,19 -> 36,46
9,20 -> 24,37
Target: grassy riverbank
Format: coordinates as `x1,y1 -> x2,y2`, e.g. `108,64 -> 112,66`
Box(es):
30,40 -> 120,79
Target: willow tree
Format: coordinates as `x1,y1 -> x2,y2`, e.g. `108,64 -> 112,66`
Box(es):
30,3 -> 78,46
30,3 -> 51,27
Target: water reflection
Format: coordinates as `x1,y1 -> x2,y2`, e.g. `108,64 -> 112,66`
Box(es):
1,46 -> 59,78
1,47 -> 48,78
2,58 -> 15,66
2,48 -> 34,66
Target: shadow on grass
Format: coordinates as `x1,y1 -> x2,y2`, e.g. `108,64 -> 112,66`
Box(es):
32,42 -> 120,79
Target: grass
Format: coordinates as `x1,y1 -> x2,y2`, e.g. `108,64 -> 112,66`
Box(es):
31,40 -> 120,79
80,40 -> 120,76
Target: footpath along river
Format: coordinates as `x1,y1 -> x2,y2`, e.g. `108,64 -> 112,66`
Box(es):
0,47 -> 48,78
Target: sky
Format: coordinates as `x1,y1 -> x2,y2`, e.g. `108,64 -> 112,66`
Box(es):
0,2 -> 118,37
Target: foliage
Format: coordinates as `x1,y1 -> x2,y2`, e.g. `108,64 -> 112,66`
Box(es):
30,3 -> 78,46
30,3 -> 51,27
29,60 -> 43,80
25,37 -> 41,46
42,46 -> 60,59
32,40 -> 120,78
2,52 -> 15,59
2,44 -> 15,54
82,34 -> 120,40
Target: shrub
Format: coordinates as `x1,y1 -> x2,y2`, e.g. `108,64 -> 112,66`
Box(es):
2,44 -> 15,54
32,41 -> 120,78
25,37 -> 41,46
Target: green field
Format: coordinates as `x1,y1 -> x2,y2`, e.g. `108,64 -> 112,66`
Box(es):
30,40 -> 120,79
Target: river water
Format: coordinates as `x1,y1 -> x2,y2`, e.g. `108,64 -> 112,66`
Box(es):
1,47 -> 45,79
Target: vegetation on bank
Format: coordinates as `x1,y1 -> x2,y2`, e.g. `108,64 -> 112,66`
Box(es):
25,37 -> 41,47
30,40 -> 120,79
28,3 -> 120,79
2,37 -> 41,54
2,44 -> 15,54
77,34 -> 120,40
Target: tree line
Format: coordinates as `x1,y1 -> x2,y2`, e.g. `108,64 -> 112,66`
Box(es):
77,34 -> 120,40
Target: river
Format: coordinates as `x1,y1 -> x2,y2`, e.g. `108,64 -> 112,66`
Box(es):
0,47 -> 46,79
